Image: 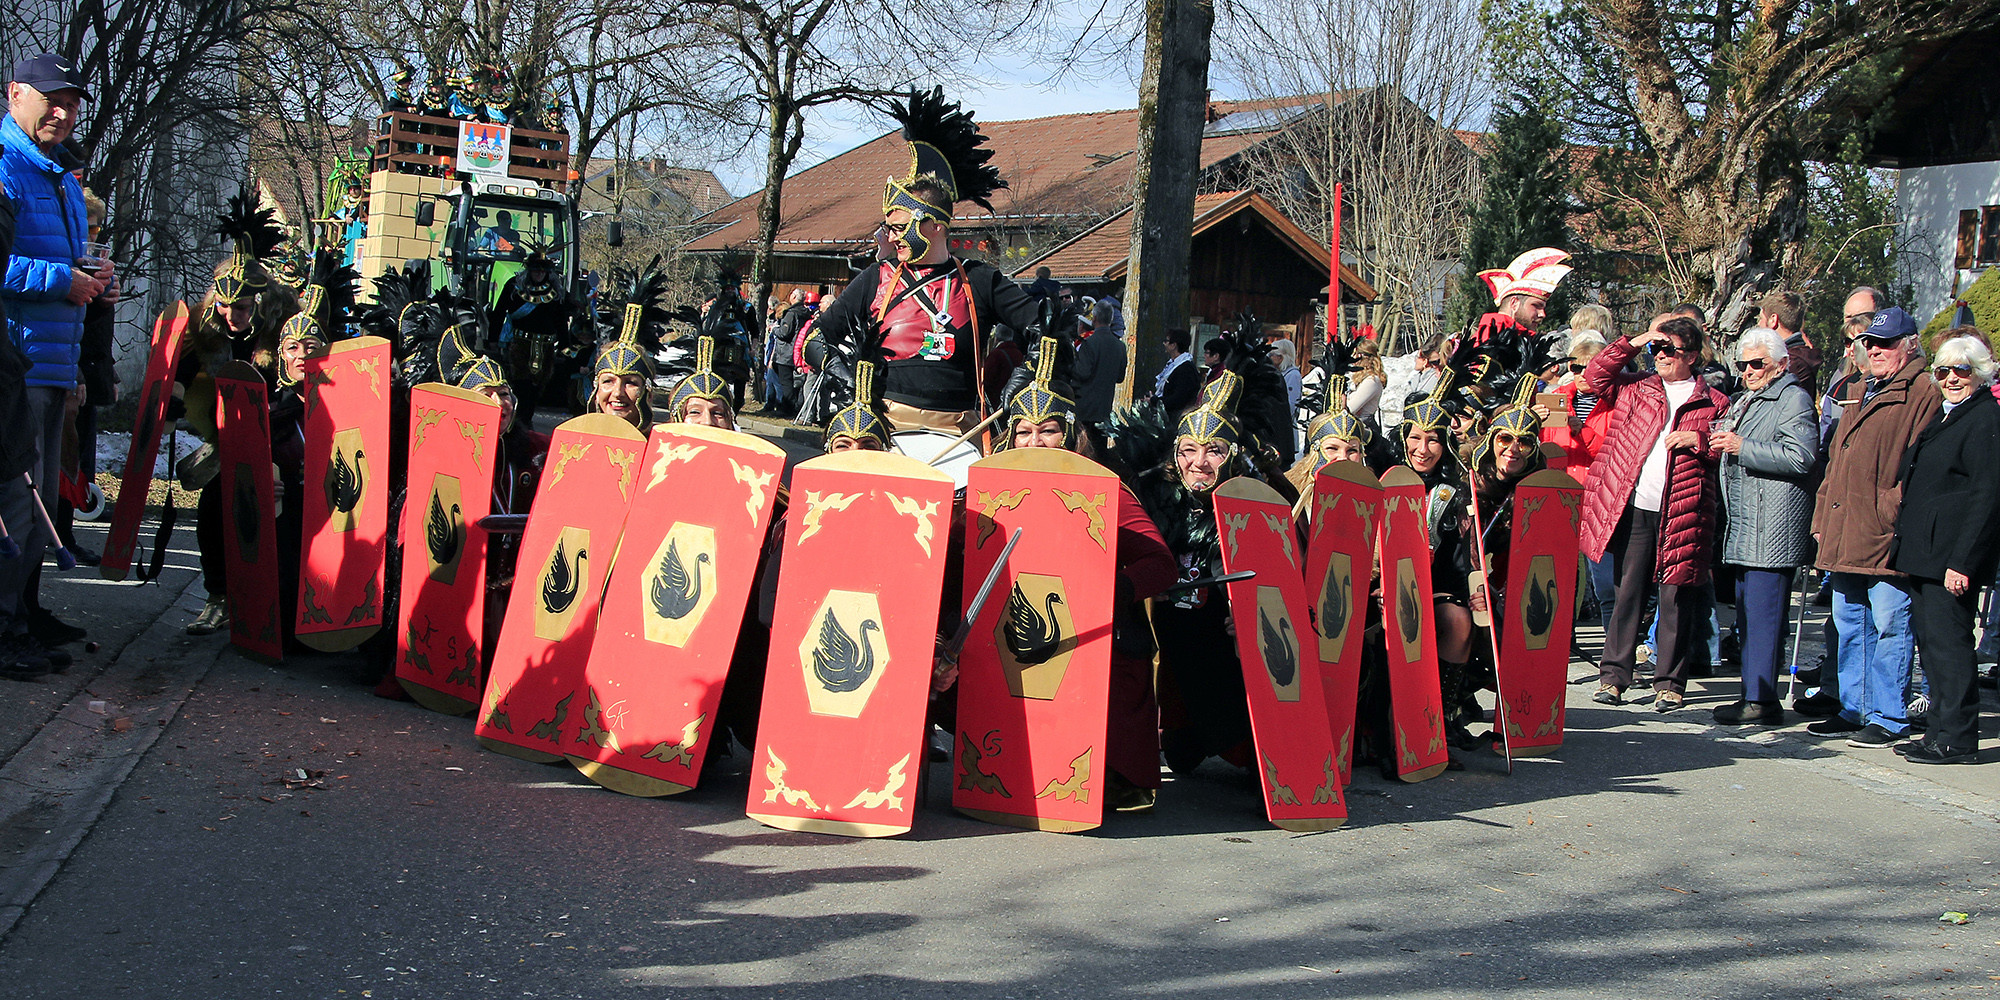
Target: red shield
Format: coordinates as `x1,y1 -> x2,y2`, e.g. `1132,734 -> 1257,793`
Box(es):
215,362 -> 283,663
1497,470 -> 1584,755
571,424 -> 787,795
1306,461 -> 1381,787
395,384 -> 501,714
1213,477 -> 1345,831
951,448 -> 1117,833
475,413 -> 644,762
296,337 -> 393,651
747,451 -> 953,838
102,303 -> 190,581
1378,467 -> 1447,782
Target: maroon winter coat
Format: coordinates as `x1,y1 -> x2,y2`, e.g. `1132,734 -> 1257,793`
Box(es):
1577,335 -> 1728,585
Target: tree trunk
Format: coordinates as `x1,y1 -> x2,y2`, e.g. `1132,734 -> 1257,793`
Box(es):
751,93 -> 797,329
1119,0 -> 1215,407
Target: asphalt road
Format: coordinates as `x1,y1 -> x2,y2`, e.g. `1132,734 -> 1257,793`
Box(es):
1,445 -> 1997,998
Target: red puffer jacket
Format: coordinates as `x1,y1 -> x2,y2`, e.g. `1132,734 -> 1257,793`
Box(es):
1577,336 -> 1728,585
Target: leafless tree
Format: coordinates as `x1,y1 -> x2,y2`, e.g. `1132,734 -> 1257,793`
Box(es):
1218,0 -> 1488,355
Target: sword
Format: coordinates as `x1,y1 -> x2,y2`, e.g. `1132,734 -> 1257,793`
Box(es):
937,527 -> 1023,666
1158,570 -> 1256,596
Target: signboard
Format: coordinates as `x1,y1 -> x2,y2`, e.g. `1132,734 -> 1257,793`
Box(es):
457,121 -> 511,177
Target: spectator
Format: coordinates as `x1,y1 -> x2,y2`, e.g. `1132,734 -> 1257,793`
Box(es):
1579,314 -> 1727,712
59,187 -> 116,565
1549,313 -> 1615,619
1407,336 -> 1445,397
1267,338 -> 1301,414
4,53 -> 101,657
1026,266 -> 1059,300
1201,337 -> 1229,384
1891,331 -> 2000,764
1709,326 -> 1819,724
1155,327 -> 1199,416
766,289 -> 814,418
982,325 -> 1026,412
1073,300 -> 1127,437
1808,305 -> 1939,747
1347,338 -> 1385,422
0,179 -> 53,676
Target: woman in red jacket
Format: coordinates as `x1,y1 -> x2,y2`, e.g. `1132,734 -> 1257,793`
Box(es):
1576,315 -> 1728,712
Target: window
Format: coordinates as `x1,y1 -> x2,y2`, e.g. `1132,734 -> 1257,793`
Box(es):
1981,206 -> 2000,266
1958,209 -> 1978,269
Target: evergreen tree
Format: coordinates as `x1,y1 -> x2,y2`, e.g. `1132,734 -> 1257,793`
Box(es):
1447,93 -> 1573,332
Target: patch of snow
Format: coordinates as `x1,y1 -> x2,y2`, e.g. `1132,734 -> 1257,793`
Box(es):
96,430 -> 205,478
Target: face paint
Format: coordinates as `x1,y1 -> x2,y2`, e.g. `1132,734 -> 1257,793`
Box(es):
895,213 -> 932,262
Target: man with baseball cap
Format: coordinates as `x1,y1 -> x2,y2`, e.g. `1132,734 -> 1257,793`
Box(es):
4,52 -> 104,669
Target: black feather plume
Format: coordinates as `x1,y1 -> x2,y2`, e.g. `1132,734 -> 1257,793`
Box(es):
889,87 -> 1008,211
215,190 -> 286,259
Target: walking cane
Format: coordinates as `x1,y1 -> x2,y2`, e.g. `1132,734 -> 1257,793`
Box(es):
22,473 -> 76,570
1785,567 -> 1811,702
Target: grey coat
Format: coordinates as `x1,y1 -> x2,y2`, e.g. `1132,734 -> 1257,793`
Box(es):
1718,372 -> 1820,568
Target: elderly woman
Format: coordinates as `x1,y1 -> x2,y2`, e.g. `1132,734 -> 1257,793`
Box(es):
1709,327 -> 1820,724
1887,330 -> 2000,763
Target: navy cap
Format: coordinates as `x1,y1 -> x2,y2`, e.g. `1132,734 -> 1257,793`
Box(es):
9,53 -> 90,101
1861,306 -> 1916,341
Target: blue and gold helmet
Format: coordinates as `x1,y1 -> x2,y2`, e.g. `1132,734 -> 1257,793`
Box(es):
1304,375 -> 1370,452
1470,370 -> 1546,477
881,88 -> 1007,225
666,335 -> 731,422
437,320 -> 508,393
823,360 -> 893,452
591,298 -> 657,426
1005,336 -> 1078,446
1177,370 -> 1244,449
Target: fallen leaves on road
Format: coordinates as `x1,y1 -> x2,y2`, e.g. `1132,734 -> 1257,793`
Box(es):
274,768 -> 328,790
1942,912 -> 1973,925
1661,886 -> 1697,894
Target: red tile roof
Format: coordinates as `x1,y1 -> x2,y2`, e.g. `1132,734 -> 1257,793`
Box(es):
1011,190 -> 1377,301
681,100 -> 1315,255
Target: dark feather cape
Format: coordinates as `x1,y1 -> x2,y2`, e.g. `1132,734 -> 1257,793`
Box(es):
302,248 -> 361,337
890,87 -> 1007,211
995,297 -> 1078,409
1103,402 -> 1219,567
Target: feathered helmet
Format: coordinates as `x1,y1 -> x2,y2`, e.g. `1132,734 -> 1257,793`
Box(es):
437,318 -> 508,393
1478,247 -> 1572,306
275,249 -> 355,385
1305,337 -> 1370,453
883,87 -> 1007,232
1005,335 -> 1079,446
823,359 -> 892,452
592,261 -> 667,384
666,335 -> 731,421
1177,370 -> 1244,452
212,190 -> 285,304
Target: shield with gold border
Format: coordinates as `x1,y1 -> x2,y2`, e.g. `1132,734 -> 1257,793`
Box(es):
475,413 -> 644,763
215,361 -> 283,664
1306,460 -> 1381,787
1213,477 -> 1346,831
1378,466 -> 1448,782
296,336 -> 393,652
102,303 -> 190,581
746,450 -> 952,838
1497,470 -> 1583,756
570,424 -> 786,796
951,449 -> 1117,833
395,384 -> 501,715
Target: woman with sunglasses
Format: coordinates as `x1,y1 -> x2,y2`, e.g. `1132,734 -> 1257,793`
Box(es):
1708,327 -> 1820,724
1885,331 -> 2000,764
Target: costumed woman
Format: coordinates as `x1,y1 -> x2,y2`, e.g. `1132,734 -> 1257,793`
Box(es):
806,88 -> 1042,435
1107,334 -> 1294,777
586,293 -> 656,434
178,193 -> 298,635
266,262 -> 341,647
992,337 -> 1177,811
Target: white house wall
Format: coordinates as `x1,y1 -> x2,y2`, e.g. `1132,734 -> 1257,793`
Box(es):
1897,161 -> 2000,318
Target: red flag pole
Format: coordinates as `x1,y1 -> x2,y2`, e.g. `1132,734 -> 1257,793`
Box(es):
1329,181 -> 1343,345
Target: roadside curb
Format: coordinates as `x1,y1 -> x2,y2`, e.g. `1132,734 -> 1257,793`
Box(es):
737,414 -> 823,448
0,575 -> 219,940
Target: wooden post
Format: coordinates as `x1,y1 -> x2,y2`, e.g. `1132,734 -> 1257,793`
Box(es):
1117,0 -> 1216,409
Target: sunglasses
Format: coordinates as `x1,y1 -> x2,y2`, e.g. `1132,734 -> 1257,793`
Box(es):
1569,362 -> 1587,373
1647,342 -> 1684,358
1736,358 -> 1771,372
1493,431 -> 1532,447
1935,364 -> 1975,380
1854,334 -> 1908,348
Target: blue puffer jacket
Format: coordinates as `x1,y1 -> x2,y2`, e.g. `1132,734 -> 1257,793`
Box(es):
0,114 -> 87,390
